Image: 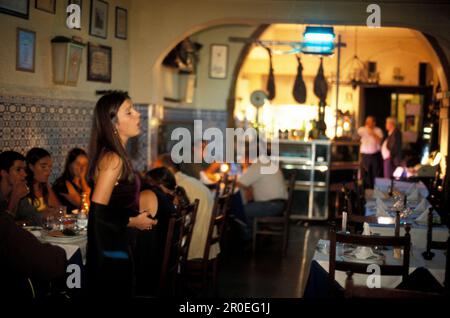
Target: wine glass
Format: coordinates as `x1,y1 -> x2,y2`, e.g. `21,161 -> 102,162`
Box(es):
44,215 -> 55,231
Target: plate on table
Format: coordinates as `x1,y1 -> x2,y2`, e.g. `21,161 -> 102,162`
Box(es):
341,249 -> 385,265
42,229 -> 87,243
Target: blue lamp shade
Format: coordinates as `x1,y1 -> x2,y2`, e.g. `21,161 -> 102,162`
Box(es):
301,26 -> 335,55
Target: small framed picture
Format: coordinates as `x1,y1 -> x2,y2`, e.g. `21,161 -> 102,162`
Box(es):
67,0 -> 82,30
209,44 -> 228,79
35,0 -> 55,14
89,0 -> 108,39
0,0 -> 30,19
87,42 -> 112,82
115,7 -> 127,40
16,28 -> 36,72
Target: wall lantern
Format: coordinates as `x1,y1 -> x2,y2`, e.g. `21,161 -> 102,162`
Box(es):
51,36 -> 85,86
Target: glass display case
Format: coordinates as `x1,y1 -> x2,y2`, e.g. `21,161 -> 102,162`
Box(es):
274,140 -> 331,220
273,139 -> 360,220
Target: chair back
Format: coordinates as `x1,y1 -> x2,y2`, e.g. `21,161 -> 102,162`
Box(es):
203,188 -> 234,261
159,199 -> 199,294
329,224 -> 411,286
344,271 -> 443,299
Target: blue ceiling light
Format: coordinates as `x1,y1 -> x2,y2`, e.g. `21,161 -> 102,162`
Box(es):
301,26 -> 335,55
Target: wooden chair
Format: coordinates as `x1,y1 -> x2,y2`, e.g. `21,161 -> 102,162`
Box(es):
252,172 -> 296,256
333,182 -> 379,234
159,199 -> 199,296
329,224 -> 411,289
344,271 -> 443,299
185,188 -> 234,296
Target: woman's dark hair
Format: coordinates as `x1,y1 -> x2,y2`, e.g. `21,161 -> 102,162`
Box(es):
88,91 -> 134,182
56,148 -> 88,183
146,167 -> 176,191
25,147 -> 51,208
145,167 -> 190,207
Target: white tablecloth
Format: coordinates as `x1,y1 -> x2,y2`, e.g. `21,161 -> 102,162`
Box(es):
313,239 -> 446,289
365,190 -> 448,249
374,178 -> 429,197
40,233 -> 87,265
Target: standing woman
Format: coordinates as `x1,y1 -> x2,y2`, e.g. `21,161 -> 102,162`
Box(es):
25,148 -> 61,213
53,148 -> 91,213
87,91 -> 156,297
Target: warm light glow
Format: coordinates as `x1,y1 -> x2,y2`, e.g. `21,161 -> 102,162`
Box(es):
432,152 -> 442,167
377,216 -> 395,224
220,163 -> 230,173
423,127 -> 432,133
343,121 -> 350,131
303,33 -> 335,43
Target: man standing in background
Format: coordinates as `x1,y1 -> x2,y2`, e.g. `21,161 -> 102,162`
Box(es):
382,117 -> 402,178
358,116 -> 383,189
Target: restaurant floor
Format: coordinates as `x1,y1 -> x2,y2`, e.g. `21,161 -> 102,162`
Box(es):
218,222 -> 328,298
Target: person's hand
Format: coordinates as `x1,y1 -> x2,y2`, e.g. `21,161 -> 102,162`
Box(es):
10,180 -> 29,202
130,212 -> 158,231
80,164 -> 88,180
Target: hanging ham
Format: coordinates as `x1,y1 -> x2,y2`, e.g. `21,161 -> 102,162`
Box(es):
313,57 -> 328,105
293,55 -> 307,103
265,47 -> 276,100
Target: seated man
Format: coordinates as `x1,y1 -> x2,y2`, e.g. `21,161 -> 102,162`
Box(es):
0,209 -> 67,298
237,154 -> 288,238
153,154 -> 218,261
0,151 -> 42,226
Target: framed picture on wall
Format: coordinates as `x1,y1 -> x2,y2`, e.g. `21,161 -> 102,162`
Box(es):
67,0 -> 82,30
35,0 -> 55,14
115,7 -> 127,40
87,42 -> 111,82
0,0 -> 30,19
16,28 -> 36,72
89,0 -> 108,39
209,44 -> 228,79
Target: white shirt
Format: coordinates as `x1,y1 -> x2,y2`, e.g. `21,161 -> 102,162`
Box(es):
238,157 -> 288,202
175,171 -> 219,260
357,126 -> 384,154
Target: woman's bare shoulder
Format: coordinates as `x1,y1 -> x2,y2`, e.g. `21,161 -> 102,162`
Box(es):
98,151 -> 123,171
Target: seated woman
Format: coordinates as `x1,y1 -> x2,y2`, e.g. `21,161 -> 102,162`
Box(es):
133,168 -> 182,296
25,148 -> 61,214
53,148 -> 91,213
146,167 -> 190,210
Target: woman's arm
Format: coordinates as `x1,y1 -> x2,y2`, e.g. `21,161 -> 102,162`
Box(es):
47,184 -> 61,208
91,152 -> 122,205
58,181 -> 83,209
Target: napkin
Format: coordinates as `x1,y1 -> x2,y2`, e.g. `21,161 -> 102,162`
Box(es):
373,189 -> 387,200
353,223 -> 375,259
415,208 -> 441,224
405,183 -> 415,194
376,205 -> 389,217
407,187 -> 421,201
414,198 -> 431,214
376,198 -> 388,210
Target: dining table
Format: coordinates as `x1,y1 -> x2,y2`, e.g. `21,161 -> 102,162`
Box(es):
364,179 -> 449,249
303,239 -> 447,297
